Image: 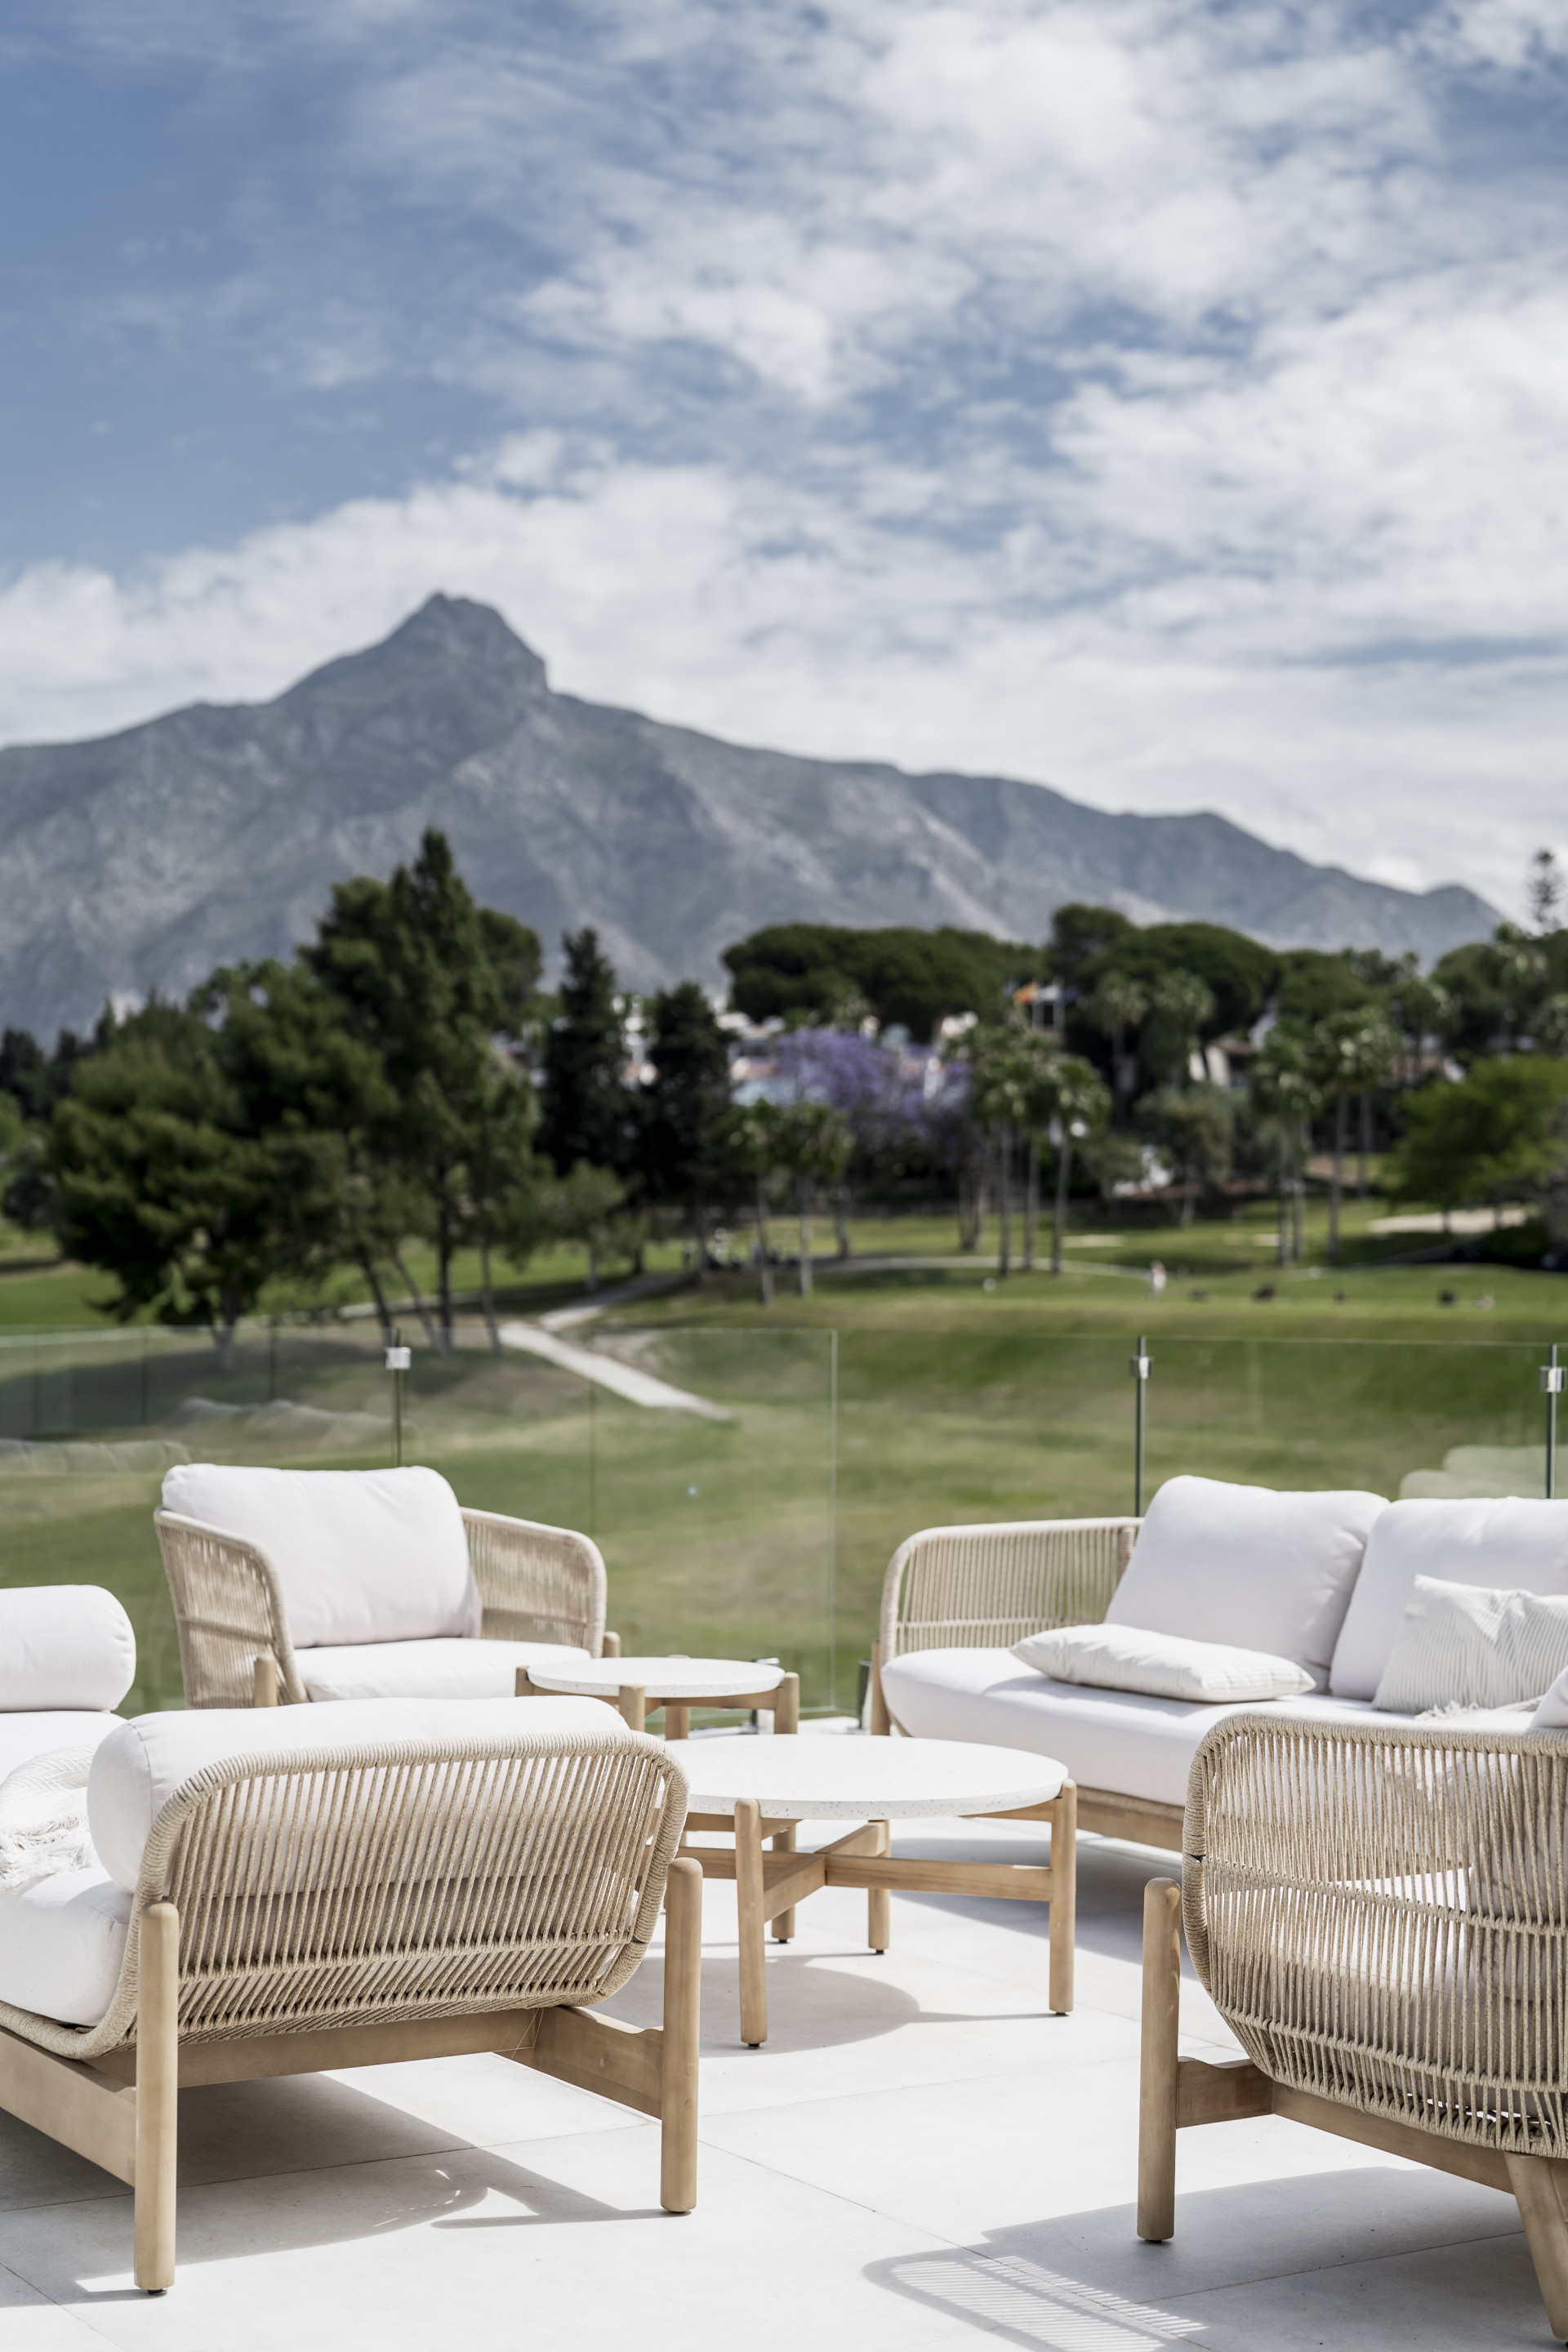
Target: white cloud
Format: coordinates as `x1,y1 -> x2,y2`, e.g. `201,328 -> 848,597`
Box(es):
2,0 -> 1566,933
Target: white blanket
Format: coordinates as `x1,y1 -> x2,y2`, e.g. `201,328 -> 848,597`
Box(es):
0,1745 -> 100,1890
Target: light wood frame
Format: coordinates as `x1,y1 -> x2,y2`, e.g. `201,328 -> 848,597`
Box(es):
1137,1708 -> 1568,2342
867,1516 -> 1187,1848
0,1723 -> 701,2292
157,1501 -> 618,1707
678,1780 -> 1076,2046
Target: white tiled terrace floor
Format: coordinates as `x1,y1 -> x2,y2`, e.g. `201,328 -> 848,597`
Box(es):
0,1814 -> 1552,2350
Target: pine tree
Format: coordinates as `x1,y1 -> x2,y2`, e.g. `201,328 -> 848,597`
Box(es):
539,929 -> 630,1176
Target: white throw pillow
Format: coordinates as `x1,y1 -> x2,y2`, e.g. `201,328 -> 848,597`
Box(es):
87,1695 -> 626,1892
1105,1475 -> 1385,1685
1530,1664 -> 1568,1731
161,1463 -> 480,1650
1011,1624 -> 1313,1703
1374,1575 -> 1568,1715
0,1587 -> 136,1713
1329,1498 -> 1568,1699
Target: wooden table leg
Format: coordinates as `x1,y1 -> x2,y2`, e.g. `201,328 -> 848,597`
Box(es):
736,1798 -> 768,2047
617,1686 -> 648,1734
773,1673 -> 800,1735
664,1703 -> 690,1741
868,1820 -> 891,1953
772,1824 -> 796,1941
1049,1780 -> 1076,2016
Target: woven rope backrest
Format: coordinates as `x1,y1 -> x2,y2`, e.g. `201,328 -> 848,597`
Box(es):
1187,1713 -> 1568,2158
463,1510 -> 605,1653
134,1728 -> 685,2047
880,1519 -> 1140,1660
156,1513 -> 299,1708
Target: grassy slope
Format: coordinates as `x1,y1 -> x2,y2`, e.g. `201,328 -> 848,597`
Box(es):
3,1194 -> 1563,1716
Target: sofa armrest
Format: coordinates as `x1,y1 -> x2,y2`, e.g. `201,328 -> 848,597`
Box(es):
880,1517 -> 1141,1664
462,1508 -> 608,1656
1184,1708 -> 1568,2160
154,1511 -> 305,1708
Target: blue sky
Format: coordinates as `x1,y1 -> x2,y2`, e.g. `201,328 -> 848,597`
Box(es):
2,1 -> 1566,915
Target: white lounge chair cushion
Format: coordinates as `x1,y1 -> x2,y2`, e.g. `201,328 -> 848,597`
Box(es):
298,1637 -> 595,1702
0,1868 -> 132,2028
0,1587 -> 136,1712
0,1714 -> 122,1779
161,1463 -> 481,1649
881,1646 -> 1377,1807
1330,1498 -> 1568,1699
1374,1576 -> 1568,1715
1106,1475 -> 1385,1685
1013,1623 -> 1312,1703
87,1695 -> 626,1892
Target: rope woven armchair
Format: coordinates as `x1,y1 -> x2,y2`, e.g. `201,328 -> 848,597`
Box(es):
0,1709 -> 699,2292
1139,1709 -> 1568,2341
871,1517 -> 1147,1838
157,1481 -> 615,1708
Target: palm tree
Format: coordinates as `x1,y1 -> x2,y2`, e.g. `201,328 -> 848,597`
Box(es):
1034,1054 -> 1111,1273
729,1102 -> 782,1304
1254,1025 -> 1321,1264
1083,974 -> 1149,1124
1313,1009 -> 1399,1263
778,1101 -> 852,1298
969,1031 -> 1042,1278
1148,970 -> 1217,1089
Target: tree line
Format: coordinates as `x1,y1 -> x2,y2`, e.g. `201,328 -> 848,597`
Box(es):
5,840 -> 1568,1339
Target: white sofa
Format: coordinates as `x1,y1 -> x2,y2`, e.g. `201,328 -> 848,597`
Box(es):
154,1463 -> 613,1706
875,1479 -> 1568,1849
0,1584 -> 136,1777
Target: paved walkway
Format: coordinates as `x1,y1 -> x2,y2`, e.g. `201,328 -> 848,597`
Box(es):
0,1818 -> 1548,2349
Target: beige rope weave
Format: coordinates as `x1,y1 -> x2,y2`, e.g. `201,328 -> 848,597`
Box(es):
156,1504 -> 608,1708
0,1722 -> 685,2066
1185,1712 -> 1568,2159
880,1517 -> 1141,1667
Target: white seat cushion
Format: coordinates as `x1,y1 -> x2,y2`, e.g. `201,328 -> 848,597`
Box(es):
0,1588 -> 136,1713
0,1867 -> 131,2027
0,1714 -> 122,1779
161,1463 -> 481,1649
881,1646 -> 1377,1809
1330,1498 -> 1568,1699
1106,1476 -> 1385,1686
87,1695 -> 626,1892
299,1638 -> 595,1703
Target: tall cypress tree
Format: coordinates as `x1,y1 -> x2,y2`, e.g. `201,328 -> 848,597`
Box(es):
539,929 -> 630,1177
642,982 -> 732,1264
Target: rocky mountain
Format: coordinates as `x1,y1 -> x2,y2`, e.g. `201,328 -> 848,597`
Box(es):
0,595 -> 1499,1036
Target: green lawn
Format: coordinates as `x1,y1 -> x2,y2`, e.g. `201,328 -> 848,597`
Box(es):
2,1196 -> 1564,1721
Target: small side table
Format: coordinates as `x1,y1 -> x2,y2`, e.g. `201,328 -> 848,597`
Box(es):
670,1734 -> 1076,2046
516,1654 -> 798,1740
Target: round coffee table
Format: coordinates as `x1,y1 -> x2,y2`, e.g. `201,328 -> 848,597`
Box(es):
669,1734 -> 1076,2045
517,1655 -> 795,1740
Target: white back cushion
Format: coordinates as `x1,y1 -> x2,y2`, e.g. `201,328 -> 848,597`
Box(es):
87,1695 -> 627,1892
0,1587 -> 136,1713
1105,1475 -> 1384,1685
1329,1498 -> 1568,1699
161,1464 -> 480,1650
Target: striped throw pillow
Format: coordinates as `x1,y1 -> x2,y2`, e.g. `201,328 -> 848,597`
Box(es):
1374,1575 -> 1568,1716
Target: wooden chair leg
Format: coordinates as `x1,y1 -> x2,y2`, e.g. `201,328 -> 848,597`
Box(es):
772,1824 -> 797,1942
252,1655 -> 278,1708
663,1703 -> 691,1741
736,1799 -> 768,2047
869,1642 -> 891,1735
1049,1780 -> 1076,2015
1138,1878 -> 1182,2243
660,1859 -> 702,2214
868,1820 -> 891,1952
600,1630 -> 621,1659
1508,2156 -> 1568,2342
134,1902 -> 180,2293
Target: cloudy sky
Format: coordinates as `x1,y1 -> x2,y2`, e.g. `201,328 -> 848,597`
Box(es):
2,1 -> 1566,917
